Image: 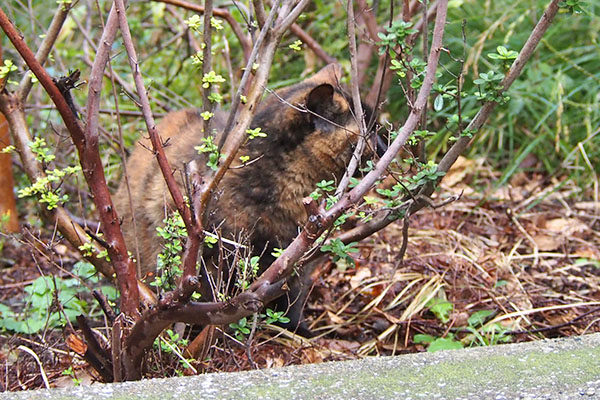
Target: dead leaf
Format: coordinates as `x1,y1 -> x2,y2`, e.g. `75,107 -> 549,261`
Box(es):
185,325 -> 216,360
66,334 -> 87,355
264,356 -> 286,369
493,185 -> 524,202
572,246 -> 600,260
300,347 -> 324,364
532,234 -> 561,251
532,217 -> 588,251
544,218 -> 588,235
53,244 -> 68,256
443,156 -> 476,187
315,338 -> 360,353
52,368 -> 95,388
349,267 -> 372,289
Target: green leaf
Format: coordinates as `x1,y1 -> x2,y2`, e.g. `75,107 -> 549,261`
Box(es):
413,333 -> 436,344
433,95 -> 444,111
468,310 -> 495,327
427,336 -> 464,352
427,297 -> 453,323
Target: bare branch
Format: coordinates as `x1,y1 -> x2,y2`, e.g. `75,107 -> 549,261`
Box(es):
218,0 -> 281,151
335,0 -> 369,197
114,0 -> 194,231
365,0 -> 439,106
17,3 -> 71,101
356,0 -> 380,42
201,0 -> 214,135
154,0 -> 335,66
430,0 -> 561,190
123,278 -> 285,379
248,0 -> 450,298
335,0 -> 562,244
252,0 -> 267,29
0,91 -> 158,302
0,4 -> 140,315
123,0 -> 311,375
114,0 -> 205,294
199,0 -> 310,221
333,0 -> 448,210
274,0 -> 310,37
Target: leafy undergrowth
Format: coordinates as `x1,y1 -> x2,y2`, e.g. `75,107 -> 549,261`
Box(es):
1,158 -> 599,390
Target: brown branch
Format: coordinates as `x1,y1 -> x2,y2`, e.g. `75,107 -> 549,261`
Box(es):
217,0 -> 282,151
207,0 -> 309,205
419,0 -> 429,138
0,91 -> 120,288
206,0 -> 299,207
0,5 -> 140,315
114,0 -> 204,296
428,0 -> 561,194
81,56 -> 172,113
366,0 -> 439,106
334,0 -> 448,211
403,0 -> 412,21
123,278 -> 285,380
182,0 -> 215,286
251,0 -> 450,294
274,0 -> 310,37
354,0 -> 380,85
114,0 -> 195,232
356,0 -> 380,42
17,3 -> 71,101
194,0 -> 306,285
153,0 -> 335,66
75,315 -> 114,382
336,0 -> 562,246
335,0 -> 369,196
123,0 -> 310,377
201,0 -> 214,135
0,39 -> 20,233
252,0 -> 267,29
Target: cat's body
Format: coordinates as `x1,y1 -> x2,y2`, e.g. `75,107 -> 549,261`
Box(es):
114,64 -> 369,329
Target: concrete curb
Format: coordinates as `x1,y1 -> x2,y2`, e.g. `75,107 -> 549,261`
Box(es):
2,333 -> 600,400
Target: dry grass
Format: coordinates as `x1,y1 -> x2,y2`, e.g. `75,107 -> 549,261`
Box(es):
218,158 -> 600,369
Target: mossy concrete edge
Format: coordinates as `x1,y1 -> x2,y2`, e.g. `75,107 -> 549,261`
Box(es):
3,333 -> 600,399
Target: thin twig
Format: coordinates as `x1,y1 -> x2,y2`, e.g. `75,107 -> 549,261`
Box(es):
17,3 -> 71,101
431,0 -> 561,187
333,0 -> 562,245
0,5 -> 140,314
17,346 -> 50,389
201,0 -> 214,136
252,0 -> 267,29
114,0 -> 204,293
217,0 -> 282,151
124,0 -> 310,377
249,1 -> 450,304
114,0 -> 195,232
335,0 -> 369,197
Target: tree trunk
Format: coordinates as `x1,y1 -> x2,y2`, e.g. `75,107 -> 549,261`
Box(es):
0,112 -> 19,233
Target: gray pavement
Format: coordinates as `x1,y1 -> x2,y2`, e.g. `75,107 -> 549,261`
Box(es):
2,333 -> 600,399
